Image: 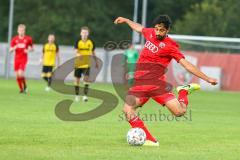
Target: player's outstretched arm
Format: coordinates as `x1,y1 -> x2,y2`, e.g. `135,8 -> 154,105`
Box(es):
28,46 -> 34,52
114,17 -> 143,33
179,58 -> 218,85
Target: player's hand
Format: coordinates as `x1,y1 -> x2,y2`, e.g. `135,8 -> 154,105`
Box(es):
28,47 -> 34,52
207,77 -> 218,85
9,46 -> 17,53
24,49 -> 28,54
114,17 -> 129,24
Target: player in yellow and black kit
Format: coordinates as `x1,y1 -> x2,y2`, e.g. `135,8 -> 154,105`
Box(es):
41,34 -> 60,91
74,26 -> 98,102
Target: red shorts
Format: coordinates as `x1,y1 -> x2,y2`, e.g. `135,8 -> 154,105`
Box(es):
14,59 -> 27,71
128,85 -> 176,106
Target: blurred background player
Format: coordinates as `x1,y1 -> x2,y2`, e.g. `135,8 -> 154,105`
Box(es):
114,15 -> 217,146
9,24 -> 33,93
122,44 -> 139,87
40,34 -> 60,91
74,26 -> 98,102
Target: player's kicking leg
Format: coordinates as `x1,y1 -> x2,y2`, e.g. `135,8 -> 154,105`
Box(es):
165,83 -> 200,117
123,95 -> 159,147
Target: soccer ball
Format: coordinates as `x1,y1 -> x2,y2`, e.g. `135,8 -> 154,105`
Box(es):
126,128 -> 146,146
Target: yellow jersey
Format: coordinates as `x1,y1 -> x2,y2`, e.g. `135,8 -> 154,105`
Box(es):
42,43 -> 59,66
74,38 -> 95,68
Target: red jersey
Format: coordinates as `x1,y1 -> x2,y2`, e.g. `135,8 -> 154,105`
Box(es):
134,28 -> 185,81
10,35 -> 33,61
138,28 -> 184,66
129,28 -> 184,102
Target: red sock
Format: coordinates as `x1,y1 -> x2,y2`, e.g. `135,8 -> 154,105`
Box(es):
178,90 -> 189,106
16,77 -> 23,91
22,77 -> 27,89
128,116 -> 157,142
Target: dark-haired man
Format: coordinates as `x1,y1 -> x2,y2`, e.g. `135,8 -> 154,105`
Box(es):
114,15 -> 217,146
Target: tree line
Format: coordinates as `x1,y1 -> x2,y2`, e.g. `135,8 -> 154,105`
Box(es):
0,0 -> 239,47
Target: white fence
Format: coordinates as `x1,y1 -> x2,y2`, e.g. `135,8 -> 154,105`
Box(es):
0,43 -> 125,83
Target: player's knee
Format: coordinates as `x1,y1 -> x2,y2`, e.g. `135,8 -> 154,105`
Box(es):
125,95 -> 137,107
75,79 -> 80,84
17,73 -> 23,78
173,110 -> 186,117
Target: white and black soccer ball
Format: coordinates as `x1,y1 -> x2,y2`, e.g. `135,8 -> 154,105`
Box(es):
127,127 -> 146,146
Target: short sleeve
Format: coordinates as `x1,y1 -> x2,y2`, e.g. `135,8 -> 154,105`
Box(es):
91,40 -> 95,51
142,28 -> 154,39
10,37 -> 16,47
169,45 -> 185,63
42,44 -> 45,53
74,38 -> 80,49
56,43 -> 59,52
28,37 -> 33,46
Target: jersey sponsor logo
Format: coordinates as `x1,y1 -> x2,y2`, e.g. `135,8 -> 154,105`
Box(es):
45,49 -> 56,52
79,48 -> 90,51
16,43 -> 26,48
144,40 -> 158,53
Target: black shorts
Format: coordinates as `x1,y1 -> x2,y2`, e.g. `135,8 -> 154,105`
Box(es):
42,66 -> 53,73
74,67 -> 90,78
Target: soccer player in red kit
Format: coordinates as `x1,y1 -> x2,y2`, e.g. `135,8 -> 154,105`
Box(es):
114,15 -> 217,146
10,24 -> 33,93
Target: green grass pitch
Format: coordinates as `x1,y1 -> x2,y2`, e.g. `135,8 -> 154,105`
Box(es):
0,78 -> 239,160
